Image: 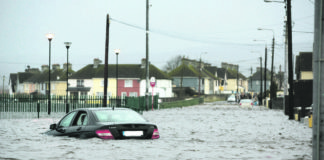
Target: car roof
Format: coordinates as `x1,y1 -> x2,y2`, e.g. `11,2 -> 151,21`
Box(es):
241,99 -> 252,101
73,107 -> 132,112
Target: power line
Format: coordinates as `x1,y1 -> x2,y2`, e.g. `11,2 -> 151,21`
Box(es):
110,17 -> 272,47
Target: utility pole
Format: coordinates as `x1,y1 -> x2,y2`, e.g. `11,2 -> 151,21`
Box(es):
270,36 -> 275,109
286,0 -> 294,120
145,0 -> 150,111
312,0 -> 323,158
237,65 -> 239,97
199,58 -> 201,96
260,57 -> 263,106
264,46 -> 267,99
284,15 -> 289,110
250,67 -> 253,90
2,76 -> 4,94
103,14 -> 110,107
279,65 -> 282,89
180,59 -> 184,97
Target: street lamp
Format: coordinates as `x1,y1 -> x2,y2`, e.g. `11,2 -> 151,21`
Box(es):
2,75 -> 5,94
254,39 -> 268,102
114,49 -> 120,109
46,33 -> 54,115
262,0 -> 293,116
199,52 -> 207,96
64,42 -> 72,113
258,28 -> 275,109
264,0 -> 284,3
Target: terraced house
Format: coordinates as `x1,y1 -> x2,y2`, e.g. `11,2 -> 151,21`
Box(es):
68,58 -> 172,98
9,64 -> 73,95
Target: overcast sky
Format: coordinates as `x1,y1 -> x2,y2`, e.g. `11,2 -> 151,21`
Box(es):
0,0 -> 314,88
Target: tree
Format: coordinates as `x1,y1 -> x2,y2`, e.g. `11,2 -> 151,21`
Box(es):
163,55 -> 183,73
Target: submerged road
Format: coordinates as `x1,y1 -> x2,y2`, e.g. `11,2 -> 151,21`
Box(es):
0,103 -> 312,160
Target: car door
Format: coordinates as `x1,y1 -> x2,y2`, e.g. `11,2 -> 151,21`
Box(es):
54,111 -> 78,136
67,111 -> 89,138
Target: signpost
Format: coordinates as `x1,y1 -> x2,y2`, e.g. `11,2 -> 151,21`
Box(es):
150,77 -> 156,111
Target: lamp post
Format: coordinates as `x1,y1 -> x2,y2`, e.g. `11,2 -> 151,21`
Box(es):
258,28 -> 275,109
46,33 -> 54,115
2,75 -> 4,94
64,42 -> 71,113
254,39 -> 267,102
259,57 -> 263,106
263,0 -> 291,115
199,52 -> 207,96
236,64 -> 239,102
114,49 -> 120,109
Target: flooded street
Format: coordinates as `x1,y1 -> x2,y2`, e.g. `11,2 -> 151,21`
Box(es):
0,104 -> 312,160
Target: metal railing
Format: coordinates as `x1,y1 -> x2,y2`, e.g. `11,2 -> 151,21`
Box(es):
0,94 -> 159,119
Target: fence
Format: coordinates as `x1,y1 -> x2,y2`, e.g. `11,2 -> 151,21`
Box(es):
0,94 -> 159,119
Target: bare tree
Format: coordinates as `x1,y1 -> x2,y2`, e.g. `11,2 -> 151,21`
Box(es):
163,55 -> 183,72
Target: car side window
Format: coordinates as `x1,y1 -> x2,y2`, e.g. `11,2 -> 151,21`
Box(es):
74,112 -> 88,126
58,111 -> 77,127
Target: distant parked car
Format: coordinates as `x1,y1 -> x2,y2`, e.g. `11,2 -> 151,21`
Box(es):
227,95 -> 236,102
239,99 -> 254,109
45,108 -> 160,139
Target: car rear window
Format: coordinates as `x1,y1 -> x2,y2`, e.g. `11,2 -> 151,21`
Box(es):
92,110 -> 147,123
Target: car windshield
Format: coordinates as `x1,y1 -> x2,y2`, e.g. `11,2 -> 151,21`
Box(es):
92,109 -> 147,123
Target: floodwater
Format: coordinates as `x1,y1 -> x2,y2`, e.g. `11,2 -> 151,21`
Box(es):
0,104 -> 312,160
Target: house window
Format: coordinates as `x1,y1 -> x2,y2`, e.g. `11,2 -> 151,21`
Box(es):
81,91 -> 87,97
77,80 -> 84,87
98,92 -> 112,97
101,80 -> 108,87
129,92 -> 138,97
96,92 -> 104,97
125,80 -> 133,88
256,81 -> 259,85
121,92 -> 127,97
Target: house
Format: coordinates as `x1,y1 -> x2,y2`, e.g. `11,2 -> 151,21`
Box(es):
68,58 -> 172,98
9,64 -> 73,96
248,67 -> 271,94
295,52 -> 313,80
169,58 -> 218,96
219,63 -> 248,94
203,66 -> 220,94
206,67 -> 228,93
292,52 -> 313,116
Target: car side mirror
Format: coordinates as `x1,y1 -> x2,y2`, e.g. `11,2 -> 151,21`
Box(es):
50,124 -> 57,130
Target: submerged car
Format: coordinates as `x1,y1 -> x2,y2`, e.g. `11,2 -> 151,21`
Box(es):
239,99 -> 254,109
45,108 -> 160,139
227,95 -> 236,102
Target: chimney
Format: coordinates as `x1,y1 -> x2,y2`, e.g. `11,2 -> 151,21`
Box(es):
41,65 -> 49,72
52,64 -> 60,70
63,63 -> 72,71
141,58 -> 150,69
93,58 -> 102,68
141,58 -> 146,69
256,67 -> 261,72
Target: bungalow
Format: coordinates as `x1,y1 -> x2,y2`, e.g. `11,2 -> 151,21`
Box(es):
169,62 -> 218,96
